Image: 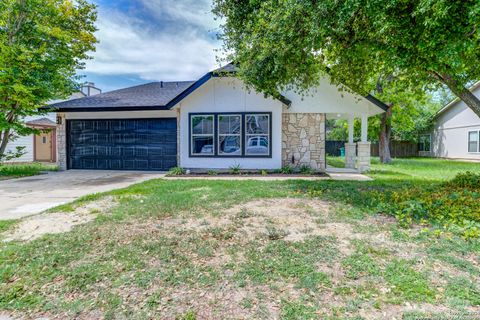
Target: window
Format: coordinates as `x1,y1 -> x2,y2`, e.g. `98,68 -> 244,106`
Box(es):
418,134 -> 431,152
218,115 -> 241,155
189,112 -> 272,157
245,114 -> 270,156
468,130 -> 479,153
42,136 -> 47,144
191,115 -> 214,155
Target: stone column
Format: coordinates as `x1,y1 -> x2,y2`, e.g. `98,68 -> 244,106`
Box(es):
282,113 -> 325,171
56,113 -> 67,170
357,142 -> 371,172
344,143 -> 356,169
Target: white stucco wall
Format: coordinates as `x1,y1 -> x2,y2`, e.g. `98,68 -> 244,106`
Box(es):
176,77 -> 284,169
432,86 -> 480,160
283,77 -> 383,116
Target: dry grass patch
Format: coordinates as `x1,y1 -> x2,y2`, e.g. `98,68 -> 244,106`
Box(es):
2,196 -> 116,242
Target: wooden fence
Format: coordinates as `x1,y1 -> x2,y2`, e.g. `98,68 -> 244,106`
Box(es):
371,141 -> 419,158
327,141 -> 419,158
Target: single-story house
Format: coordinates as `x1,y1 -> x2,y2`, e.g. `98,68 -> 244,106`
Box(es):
49,64 -> 388,172
419,81 -> 480,160
5,83 -> 101,163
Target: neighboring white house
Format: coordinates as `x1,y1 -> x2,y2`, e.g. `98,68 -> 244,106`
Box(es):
50,64 -> 387,172
5,83 -> 101,163
420,81 -> 480,160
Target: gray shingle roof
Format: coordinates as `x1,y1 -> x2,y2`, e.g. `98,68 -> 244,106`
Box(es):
49,81 -> 195,111
26,117 -> 56,127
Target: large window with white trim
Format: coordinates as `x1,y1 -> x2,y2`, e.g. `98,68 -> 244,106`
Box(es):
418,134 -> 431,152
191,115 -> 214,155
218,114 -> 241,155
189,112 -> 271,157
245,114 -> 270,156
468,130 -> 479,153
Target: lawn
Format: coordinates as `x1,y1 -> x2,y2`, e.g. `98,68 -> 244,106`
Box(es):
0,163 -> 58,180
0,158 -> 479,319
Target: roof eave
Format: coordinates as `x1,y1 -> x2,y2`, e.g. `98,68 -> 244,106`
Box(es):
365,94 -> 390,111
51,105 -> 170,112
435,80 -> 480,118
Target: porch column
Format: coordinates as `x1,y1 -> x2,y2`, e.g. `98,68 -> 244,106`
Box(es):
344,115 -> 356,169
56,113 -> 67,171
357,114 -> 371,172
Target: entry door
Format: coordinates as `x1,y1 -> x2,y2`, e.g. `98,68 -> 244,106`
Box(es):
35,131 -> 53,161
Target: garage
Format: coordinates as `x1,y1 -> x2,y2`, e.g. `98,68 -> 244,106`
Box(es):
67,118 -> 177,171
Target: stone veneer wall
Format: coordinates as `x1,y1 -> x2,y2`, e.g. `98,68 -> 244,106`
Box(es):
282,113 -> 326,171
56,113 -> 67,170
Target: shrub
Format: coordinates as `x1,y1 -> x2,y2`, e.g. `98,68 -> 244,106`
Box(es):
260,169 -> 268,176
299,165 -> 313,174
280,165 -> 293,174
445,171 -> 480,190
380,172 -> 480,238
229,163 -> 241,175
207,170 -> 218,175
167,166 -> 185,176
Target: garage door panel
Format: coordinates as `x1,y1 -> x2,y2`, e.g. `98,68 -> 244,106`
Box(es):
68,118 -> 177,171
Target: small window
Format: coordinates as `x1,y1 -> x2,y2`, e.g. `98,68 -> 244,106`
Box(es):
42,136 -> 47,144
468,130 -> 479,153
191,115 -> 214,155
245,114 -> 270,156
418,134 -> 431,152
218,115 -> 241,155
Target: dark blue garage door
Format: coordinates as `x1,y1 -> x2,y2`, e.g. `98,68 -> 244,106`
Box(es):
67,118 -> 177,171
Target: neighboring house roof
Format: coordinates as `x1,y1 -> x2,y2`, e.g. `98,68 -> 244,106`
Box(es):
26,117 -> 56,127
49,81 -> 195,112
435,81 -> 480,118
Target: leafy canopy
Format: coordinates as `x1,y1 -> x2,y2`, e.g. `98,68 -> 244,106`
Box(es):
213,0 -> 480,99
0,0 -> 97,159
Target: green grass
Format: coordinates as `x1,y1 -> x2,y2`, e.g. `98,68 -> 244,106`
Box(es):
0,220 -> 17,233
1,158 -> 479,318
326,155 -> 346,168
370,157 -> 480,181
0,163 -> 58,179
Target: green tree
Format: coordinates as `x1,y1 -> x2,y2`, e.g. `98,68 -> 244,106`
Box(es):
0,0 -> 97,160
213,0 -> 480,121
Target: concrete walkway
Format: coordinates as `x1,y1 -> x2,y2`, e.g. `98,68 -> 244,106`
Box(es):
0,170 -> 165,220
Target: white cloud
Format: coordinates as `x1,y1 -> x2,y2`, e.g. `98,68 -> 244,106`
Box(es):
84,3 -> 222,82
140,0 -> 218,31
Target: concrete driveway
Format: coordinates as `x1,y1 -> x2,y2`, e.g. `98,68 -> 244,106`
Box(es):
0,170 -> 165,220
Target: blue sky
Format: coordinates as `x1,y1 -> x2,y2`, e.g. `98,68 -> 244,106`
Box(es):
81,0 -> 222,92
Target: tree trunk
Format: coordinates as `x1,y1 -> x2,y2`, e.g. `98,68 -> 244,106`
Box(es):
434,72 -> 480,118
376,77 -> 393,164
379,107 -> 393,164
0,129 -> 11,159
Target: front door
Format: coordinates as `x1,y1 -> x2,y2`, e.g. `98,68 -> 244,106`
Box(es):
35,131 -> 53,161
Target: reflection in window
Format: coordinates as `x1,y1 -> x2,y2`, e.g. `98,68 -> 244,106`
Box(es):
191,115 -> 214,155
245,114 -> 270,155
418,134 -> 431,152
218,115 -> 241,155
468,131 -> 479,153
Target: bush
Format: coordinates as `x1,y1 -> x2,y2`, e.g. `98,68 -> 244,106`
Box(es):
167,166 -> 185,176
300,165 -> 313,174
229,164 -> 241,175
380,172 -> 480,238
280,165 -> 293,174
445,171 -> 480,190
